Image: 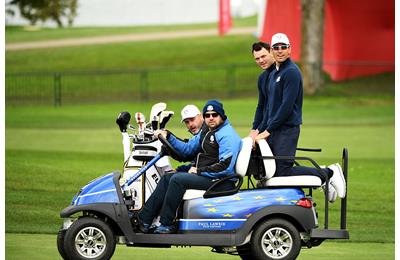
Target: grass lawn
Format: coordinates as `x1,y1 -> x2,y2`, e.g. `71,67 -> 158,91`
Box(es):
5,95 -> 394,244
5,233 -> 395,260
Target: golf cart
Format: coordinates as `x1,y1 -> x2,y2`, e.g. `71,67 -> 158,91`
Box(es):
57,103 -> 349,260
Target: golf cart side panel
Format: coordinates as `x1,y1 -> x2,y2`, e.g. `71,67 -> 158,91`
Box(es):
181,188 -> 305,230
129,205 -> 316,247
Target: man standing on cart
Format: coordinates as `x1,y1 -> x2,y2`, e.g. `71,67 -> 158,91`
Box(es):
252,33 -> 346,202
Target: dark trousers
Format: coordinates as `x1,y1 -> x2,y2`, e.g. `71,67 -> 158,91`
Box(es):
267,125 -> 332,182
138,172 -> 234,226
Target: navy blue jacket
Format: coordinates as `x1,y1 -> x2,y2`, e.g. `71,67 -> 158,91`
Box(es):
252,66 -> 275,132
168,119 -> 242,179
266,58 -> 303,132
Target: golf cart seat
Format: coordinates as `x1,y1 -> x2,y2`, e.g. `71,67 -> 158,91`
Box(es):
255,139 -> 322,187
182,137 -> 252,200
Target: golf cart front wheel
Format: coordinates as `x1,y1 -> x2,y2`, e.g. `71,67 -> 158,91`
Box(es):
236,243 -> 254,260
57,228 -> 69,260
251,218 -> 301,260
63,217 -> 116,260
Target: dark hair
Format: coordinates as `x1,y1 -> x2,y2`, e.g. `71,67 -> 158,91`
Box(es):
252,42 -> 270,53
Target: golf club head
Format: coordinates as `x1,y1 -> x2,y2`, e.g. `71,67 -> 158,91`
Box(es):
159,110 -> 174,129
150,102 -> 167,123
135,112 -> 146,124
135,112 -> 146,139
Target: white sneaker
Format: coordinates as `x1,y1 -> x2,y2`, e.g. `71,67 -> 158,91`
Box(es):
328,163 -> 346,198
321,182 -> 337,203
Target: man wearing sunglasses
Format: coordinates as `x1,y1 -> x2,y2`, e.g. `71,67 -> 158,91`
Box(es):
137,99 -> 242,234
249,41 -> 275,141
254,33 -> 346,203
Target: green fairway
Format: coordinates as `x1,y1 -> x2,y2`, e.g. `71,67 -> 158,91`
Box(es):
5,95 -> 394,242
5,233 -> 395,260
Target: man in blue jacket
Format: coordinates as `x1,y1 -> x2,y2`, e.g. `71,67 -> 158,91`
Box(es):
255,33 -> 346,203
249,42 -> 275,141
138,100 -> 242,234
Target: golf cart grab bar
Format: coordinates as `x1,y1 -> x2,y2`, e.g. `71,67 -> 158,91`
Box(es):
296,147 -> 322,152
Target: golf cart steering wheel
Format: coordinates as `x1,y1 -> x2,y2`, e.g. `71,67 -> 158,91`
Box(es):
157,134 -> 180,159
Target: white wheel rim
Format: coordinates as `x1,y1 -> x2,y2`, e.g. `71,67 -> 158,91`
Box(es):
261,227 -> 293,259
75,227 -> 107,258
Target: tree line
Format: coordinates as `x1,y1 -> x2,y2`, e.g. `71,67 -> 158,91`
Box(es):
6,0 -> 78,27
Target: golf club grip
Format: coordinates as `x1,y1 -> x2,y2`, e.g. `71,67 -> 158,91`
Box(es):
160,119 -> 167,129
152,120 -> 158,130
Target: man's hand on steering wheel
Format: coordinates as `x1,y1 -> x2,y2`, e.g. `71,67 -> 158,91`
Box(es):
154,130 -> 182,161
154,129 -> 168,140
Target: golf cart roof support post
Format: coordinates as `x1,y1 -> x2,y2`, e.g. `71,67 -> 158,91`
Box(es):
340,148 -> 348,230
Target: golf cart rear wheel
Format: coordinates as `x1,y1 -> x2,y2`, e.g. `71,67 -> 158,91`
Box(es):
64,217 -> 116,260
251,218 -> 301,260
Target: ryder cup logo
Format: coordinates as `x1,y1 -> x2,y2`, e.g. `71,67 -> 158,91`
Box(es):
210,135 -> 215,143
207,105 -> 214,111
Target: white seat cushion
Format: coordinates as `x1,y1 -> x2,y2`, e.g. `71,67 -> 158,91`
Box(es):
266,175 -> 322,187
183,189 -> 206,200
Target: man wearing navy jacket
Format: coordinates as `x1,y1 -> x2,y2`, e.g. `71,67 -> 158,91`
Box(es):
255,33 -> 346,203
249,42 -> 275,140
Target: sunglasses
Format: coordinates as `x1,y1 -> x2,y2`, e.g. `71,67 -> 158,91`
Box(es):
204,112 -> 219,118
272,44 -> 290,51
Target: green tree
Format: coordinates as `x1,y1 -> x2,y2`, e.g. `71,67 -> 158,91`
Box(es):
9,0 -> 79,27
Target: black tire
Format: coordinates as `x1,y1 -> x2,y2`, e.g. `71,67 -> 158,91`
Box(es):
250,218 -> 301,260
57,228 -> 69,260
64,217 -> 116,260
237,244 -> 254,260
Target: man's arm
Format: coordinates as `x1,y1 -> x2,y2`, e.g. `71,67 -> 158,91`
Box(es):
154,129 -> 201,159
251,74 -> 266,130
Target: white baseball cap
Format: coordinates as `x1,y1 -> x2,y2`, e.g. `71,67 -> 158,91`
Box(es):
271,33 -> 290,46
181,105 -> 201,122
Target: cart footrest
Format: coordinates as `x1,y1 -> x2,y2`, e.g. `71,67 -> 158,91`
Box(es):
310,229 -> 349,239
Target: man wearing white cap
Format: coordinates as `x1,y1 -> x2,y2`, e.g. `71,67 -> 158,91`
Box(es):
255,33 -> 346,203
175,105 -> 206,172
180,104 -> 205,135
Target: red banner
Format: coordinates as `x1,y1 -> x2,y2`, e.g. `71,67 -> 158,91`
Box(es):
219,0 -> 232,36
259,0 -> 394,81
